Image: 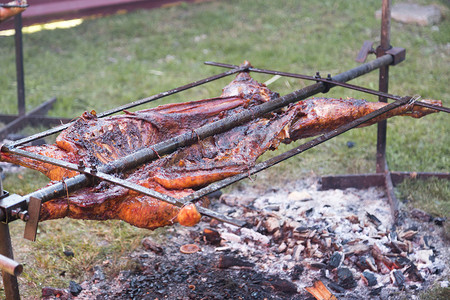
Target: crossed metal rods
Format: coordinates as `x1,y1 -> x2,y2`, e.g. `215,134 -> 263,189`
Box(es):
2,54 -> 442,226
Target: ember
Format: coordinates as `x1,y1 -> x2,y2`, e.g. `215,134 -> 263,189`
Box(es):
68,179 -> 449,299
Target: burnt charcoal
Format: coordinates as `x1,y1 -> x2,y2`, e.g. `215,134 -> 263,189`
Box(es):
327,281 -> 346,293
392,270 -> 405,290
290,265 -> 304,280
267,276 -> 298,294
328,251 -> 344,269
434,217 -> 446,226
42,287 -> 70,299
410,208 -> 433,222
294,226 -> 309,233
369,286 -> 383,296
93,266 -> 105,282
337,267 -> 357,289
423,235 -> 434,249
69,280 -> 82,296
362,270 -> 377,286
305,208 -> 314,217
217,255 -> 255,269
394,257 -> 411,268
142,237 -> 164,255
310,262 -> 327,270
405,263 -> 424,282
203,228 -> 222,245
387,241 -> 403,254
63,249 -> 74,257
366,212 -> 382,227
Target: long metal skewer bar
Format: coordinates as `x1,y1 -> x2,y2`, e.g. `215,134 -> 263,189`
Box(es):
181,97 -> 411,203
0,54 -> 396,225
6,66 -> 248,148
0,147 -> 245,226
205,61 -> 449,113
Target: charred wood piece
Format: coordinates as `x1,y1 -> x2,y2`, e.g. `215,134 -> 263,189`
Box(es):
217,255 -> 254,269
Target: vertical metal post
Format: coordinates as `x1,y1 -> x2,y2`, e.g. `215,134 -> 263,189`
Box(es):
0,168 -> 21,300
376,0 -> 391,173
14,13 -> 26,117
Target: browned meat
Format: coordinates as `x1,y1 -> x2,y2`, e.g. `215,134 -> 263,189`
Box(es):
0,1 -> 27,23
0,67 -> 442,229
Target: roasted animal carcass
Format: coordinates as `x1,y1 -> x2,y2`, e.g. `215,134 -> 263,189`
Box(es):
0,66 -> 441,229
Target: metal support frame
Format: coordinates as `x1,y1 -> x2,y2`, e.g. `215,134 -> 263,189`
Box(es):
0,169 -> 22,300
0,13 -> 71,141
320,0 -> 449,224
0,2 -> 448,298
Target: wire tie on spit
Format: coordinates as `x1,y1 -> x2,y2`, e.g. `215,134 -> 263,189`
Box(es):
409,95 -> 421,105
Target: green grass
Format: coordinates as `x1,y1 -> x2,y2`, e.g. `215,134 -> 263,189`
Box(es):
0,0 -> 449,298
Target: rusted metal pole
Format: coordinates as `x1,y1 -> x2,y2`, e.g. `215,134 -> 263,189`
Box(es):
0,254 -> 23,277
376,0 -> 391,173
14,14 -> 25,117
0,169 -> 21,300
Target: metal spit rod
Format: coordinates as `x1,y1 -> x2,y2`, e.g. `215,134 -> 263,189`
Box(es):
6,66 -> 248,148
182,97 -> 412,203
0,54 -> 395,225
205,61 -> 448,113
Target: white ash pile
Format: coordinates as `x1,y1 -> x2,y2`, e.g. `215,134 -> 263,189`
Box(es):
72,178 -> 448,299
207,178 -> 448,299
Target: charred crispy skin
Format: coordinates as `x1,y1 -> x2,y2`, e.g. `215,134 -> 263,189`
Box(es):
0,67 -> 442,230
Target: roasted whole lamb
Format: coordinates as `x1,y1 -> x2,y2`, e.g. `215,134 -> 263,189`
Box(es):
0,66 -> 441,229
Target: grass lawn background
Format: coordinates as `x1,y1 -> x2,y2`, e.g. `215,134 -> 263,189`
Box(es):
0,0 -> 449,298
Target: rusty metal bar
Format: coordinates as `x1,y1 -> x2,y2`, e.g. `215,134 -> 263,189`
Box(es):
6,66 -> 248,148
0,169 -> 21,300
0,254 -> 23,277
14,14 -> 25,117
376,0 -> 392,173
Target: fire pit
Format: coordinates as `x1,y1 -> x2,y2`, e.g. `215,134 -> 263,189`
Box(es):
0,1 -> 448,299
57,178 -> 448,299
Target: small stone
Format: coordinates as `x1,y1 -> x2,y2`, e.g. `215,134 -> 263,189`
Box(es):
69,280 -> 82,296
346,141 -> 355,148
